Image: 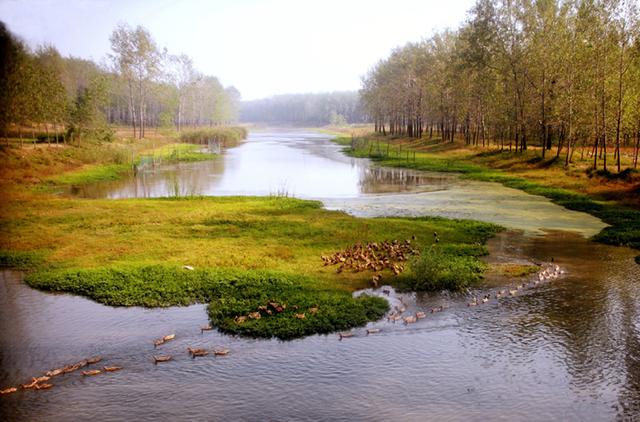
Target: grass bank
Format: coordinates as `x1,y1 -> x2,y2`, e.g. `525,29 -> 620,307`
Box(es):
0,126 -> 247,190
0,194 -> 501,339
335,136 -> 640,252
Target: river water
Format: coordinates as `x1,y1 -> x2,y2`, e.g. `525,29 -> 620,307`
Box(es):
2,130 -> 639,421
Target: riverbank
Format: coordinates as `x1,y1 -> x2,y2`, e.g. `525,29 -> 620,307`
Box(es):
334,135 -> 640,253
0,130 -> 504,339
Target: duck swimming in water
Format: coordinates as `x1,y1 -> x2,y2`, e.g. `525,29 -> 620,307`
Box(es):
1,386 -> 17,395
153,355 -> 172,364
188,347 -> 208,357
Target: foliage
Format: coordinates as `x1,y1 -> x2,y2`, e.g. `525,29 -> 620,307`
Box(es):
360,0 -> 640,172
406,246 -> 487,291
179,127 -> 248,146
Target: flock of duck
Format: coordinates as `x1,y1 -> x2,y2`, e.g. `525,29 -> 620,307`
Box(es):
0,356 -> 120,396
336,263 -> 564,340
1,258 -> 564,395
231,301 -> 319,325
321,237 -> 420,283
0,325 -> 231,397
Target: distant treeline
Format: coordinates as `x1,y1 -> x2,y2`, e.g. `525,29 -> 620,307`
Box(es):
361,0 -> 640,171
240,91 -> 368,126
0,22 -> 240,142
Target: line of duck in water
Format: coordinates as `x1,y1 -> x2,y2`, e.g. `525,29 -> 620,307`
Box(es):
151,326 -> 230,364
0,356 -> 120,396
338,263 -> 564,340
1,324 -> 233,397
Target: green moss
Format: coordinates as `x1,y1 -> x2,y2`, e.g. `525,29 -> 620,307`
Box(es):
338,136 -> 640,252
25,265 -> 388,340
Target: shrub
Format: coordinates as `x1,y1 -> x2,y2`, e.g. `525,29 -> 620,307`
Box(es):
407,247 -> 486,291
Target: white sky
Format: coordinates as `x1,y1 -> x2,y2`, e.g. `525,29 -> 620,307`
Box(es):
0,0 -> 475,100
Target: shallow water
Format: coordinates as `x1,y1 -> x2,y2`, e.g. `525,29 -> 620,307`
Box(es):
3,129 -> 639,421
71,130 -> 606,236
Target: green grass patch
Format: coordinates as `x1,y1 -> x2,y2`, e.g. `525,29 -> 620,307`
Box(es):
25,265 -> 388,340
401,246 -> 488,291
46,163 -> 131,185
0,250 -> 46,270
2,194 -> 502,339
149,143 -> 217,163
179,127 -> 248,147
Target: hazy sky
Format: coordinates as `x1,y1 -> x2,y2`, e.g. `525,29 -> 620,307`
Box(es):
0,0 -> 475,100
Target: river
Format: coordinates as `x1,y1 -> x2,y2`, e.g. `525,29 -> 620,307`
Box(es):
1,129 -> 639,421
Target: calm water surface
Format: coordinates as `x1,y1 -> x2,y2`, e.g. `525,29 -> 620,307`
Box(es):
2,129 -> 639,421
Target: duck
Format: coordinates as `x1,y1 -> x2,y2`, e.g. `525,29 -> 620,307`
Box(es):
187,347 -> 208,357
82,369 -> 101,376
201,324 -> 213,333
214,348 -> 230,356
86,356 -> 102,365
0,386 -> 17,395
468,298 -> 478,307
46,367 -> 64,377
34,376 -> 50,383
103,366 -> 122,372
338,331 -> 354,339
153,355 -> 172,364
294,313 -> 306,319
163,334 -> 176,342
509,289 -> 518,296
248,312 -> 262,320
34,383 -> 53,390
21,378 -> 40,389
366,328 -> 380,334
153,338 -> 165,348
309,306 -> 319,315
403,315 -> 417,324
416,311 -> 427,319
62,362 -> 85,374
